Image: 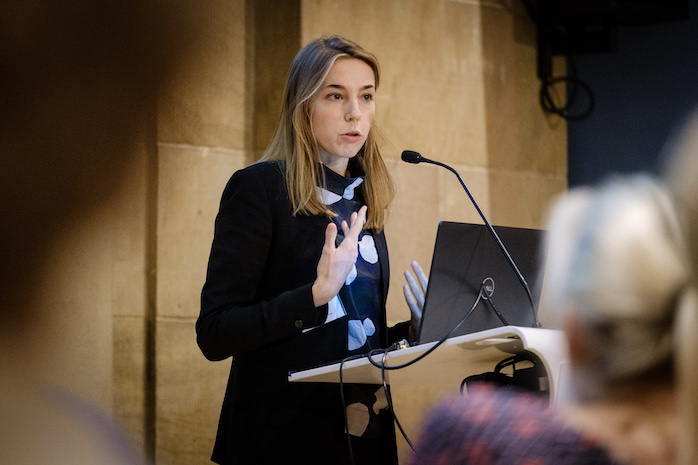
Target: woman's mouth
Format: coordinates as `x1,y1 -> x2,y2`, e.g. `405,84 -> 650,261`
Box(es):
342,131 -> 362,143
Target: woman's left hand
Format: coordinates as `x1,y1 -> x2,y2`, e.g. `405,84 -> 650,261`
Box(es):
403,261 -> 428,342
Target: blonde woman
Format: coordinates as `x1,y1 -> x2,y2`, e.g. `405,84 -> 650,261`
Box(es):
197,36 -> 425,465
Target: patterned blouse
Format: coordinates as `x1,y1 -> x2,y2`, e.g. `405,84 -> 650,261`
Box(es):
317,165 -> 383,354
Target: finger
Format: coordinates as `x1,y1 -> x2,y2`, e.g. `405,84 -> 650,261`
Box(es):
344,206 -> 367,241
349,206 -> 367,236
340,219 -> 350,237
405,270 -> 425,309
340,210 -> 357,237
356,205 -> 367,225
403,283 -> 420,317
412,261 -> 429,292
324,222 -> 338,251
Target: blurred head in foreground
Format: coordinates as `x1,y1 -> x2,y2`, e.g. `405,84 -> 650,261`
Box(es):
542,174 -> 697,465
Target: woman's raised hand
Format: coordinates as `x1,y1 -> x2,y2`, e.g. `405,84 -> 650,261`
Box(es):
312,206 -> 367,307
404,261 -> 428,341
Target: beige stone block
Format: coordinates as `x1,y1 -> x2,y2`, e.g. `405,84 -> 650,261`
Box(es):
111,146 -> 148,319
155,318 -> 230,465
113,315 -> 147,456
156,143 -> 247,319
157,0 -> 247,149
489,169 -> 567,229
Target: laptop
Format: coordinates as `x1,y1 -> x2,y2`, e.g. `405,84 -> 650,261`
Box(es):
417,221 -> 545,345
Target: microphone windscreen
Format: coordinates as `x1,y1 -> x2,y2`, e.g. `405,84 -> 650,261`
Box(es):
401,150 -> 422,164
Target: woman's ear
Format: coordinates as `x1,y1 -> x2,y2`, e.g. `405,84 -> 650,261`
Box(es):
564,312 -> 590,366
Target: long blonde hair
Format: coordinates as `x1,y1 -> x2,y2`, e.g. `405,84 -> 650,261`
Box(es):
259,35 -> 394,231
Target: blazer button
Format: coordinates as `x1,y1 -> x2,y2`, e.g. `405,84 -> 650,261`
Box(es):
294,319 -> 303,329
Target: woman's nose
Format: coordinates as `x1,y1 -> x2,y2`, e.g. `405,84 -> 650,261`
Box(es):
345,99 -> 361,121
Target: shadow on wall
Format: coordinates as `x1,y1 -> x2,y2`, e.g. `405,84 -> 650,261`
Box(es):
0,1 -> 201,464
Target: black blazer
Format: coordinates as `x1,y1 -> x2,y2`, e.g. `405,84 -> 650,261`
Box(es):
197,161 -> 409,464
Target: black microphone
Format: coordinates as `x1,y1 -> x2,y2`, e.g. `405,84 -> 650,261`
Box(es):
401,150 -> 423,164
401,150 -> 540,328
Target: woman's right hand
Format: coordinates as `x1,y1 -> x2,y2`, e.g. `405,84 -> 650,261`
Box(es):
312,206 -> 367,307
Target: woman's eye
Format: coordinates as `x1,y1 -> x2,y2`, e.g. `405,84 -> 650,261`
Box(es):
362,93 -> 374,101
329,93 -> 342,100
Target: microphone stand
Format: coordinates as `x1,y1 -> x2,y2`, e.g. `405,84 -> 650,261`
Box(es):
402,150 -> 540,328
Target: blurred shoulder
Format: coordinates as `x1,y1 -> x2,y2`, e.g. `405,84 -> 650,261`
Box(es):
411,384 -> 621,465
433,383 -> 550,424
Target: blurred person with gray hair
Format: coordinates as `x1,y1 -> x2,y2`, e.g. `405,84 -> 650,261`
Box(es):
408,173 -> 696,465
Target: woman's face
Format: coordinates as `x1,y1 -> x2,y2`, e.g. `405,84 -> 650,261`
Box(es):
308,57 -> 376,175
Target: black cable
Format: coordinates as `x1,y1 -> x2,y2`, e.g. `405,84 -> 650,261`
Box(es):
358,281 -> 489,450
539,57 -> 595,121
483,295 -> 509,326
478,277 -> 508,326
339,353 -> 368,465
367,282 -> 487,372
338,280 -> 493,459
460,376 -> 468,395
380,347 -> 415,451
524,0 -> 596,121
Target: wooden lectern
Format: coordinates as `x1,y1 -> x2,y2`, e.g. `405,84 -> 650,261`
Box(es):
289,325 -> 570,464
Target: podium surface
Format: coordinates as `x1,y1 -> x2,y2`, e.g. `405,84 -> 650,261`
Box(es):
289,326 -> 569,463
290,326 -> 567,393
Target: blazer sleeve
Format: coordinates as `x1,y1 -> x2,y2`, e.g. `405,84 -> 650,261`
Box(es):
196,165 -> 328,361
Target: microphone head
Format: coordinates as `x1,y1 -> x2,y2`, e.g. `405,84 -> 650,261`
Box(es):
401,150 -> 423,164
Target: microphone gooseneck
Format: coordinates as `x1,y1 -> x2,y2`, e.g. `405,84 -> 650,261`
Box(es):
401,150 -> 540,328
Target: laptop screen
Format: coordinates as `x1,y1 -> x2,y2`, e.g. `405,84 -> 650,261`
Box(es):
417,221 -> 545,345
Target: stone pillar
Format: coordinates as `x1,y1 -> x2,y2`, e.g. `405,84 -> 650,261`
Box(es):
150,0 -> 248,463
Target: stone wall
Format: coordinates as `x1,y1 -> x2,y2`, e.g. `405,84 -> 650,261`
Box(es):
36,1 -> 566,464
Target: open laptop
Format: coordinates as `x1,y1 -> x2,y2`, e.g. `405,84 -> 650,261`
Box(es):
417,221 -> 545,345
